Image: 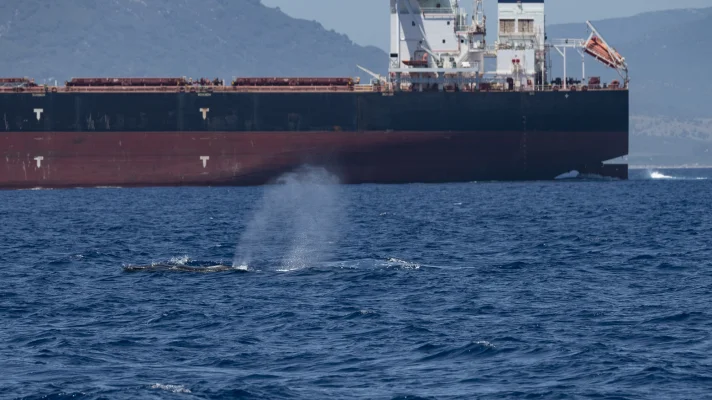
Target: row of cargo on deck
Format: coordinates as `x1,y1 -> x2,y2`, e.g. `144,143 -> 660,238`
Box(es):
1,76 -> 622,92
63,77 -> 360,87
0,77 -> 361,88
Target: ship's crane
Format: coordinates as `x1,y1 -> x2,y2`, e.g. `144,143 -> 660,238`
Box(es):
357,65 -> 387,85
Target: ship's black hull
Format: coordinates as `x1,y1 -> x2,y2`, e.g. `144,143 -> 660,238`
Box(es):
0,90 -> 628,188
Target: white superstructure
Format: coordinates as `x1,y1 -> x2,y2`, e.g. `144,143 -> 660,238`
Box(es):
385,0 -> 628,92
495,0 -> 545,88
389,0 -> 486,90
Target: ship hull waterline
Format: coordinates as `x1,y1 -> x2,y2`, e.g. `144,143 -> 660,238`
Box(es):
0,130 -> 627,189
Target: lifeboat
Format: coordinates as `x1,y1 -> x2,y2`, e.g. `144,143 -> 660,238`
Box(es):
584,36 -> 625,70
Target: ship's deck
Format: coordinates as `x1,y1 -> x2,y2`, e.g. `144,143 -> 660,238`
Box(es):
0,85 -> 628,94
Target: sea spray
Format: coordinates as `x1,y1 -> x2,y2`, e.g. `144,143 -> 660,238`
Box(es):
648,170 -> 675,180
645,170 -> 708,180
233,166 -> 343,270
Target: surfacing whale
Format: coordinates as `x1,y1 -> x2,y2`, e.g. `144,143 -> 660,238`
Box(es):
123,264 -> 246,273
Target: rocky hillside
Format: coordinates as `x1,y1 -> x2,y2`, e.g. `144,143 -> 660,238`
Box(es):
0,0 -> 386,82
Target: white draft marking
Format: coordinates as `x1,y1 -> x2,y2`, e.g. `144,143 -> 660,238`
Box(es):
200,156 -> 210,168
200,108 -> 210,120
34,108 -> 44,121
34,156 -> 44,168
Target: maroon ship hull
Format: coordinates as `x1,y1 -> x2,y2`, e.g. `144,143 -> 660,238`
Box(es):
0,130 -> 627,189
0,88 -> 629,187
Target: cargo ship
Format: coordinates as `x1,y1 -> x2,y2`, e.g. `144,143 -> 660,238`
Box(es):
0,0 -> 629,189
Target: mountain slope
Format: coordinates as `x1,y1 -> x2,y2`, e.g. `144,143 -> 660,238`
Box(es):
0,0 -> 386,82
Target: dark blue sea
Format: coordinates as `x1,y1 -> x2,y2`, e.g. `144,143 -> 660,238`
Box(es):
2,168 -> 711,399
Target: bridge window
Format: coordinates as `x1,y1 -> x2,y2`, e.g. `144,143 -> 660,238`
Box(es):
499,19 -> 515,34
518,19 -> 534,33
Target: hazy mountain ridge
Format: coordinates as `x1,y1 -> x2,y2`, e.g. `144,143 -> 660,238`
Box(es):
632,116 -> 712,142
0,0 -> 385,82
624,116 -> 711,166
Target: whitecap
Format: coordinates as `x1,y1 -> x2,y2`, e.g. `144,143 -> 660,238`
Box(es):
167,255 -> 190,266
233,263 -> 249,271
649,171 -> 674,180
385,257 -> 421,270
150,383 -> 191,394
646,170 -> 708,180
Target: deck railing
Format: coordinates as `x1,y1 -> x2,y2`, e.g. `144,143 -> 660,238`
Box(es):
420,7 -> 456,15
0,84 -> 627,95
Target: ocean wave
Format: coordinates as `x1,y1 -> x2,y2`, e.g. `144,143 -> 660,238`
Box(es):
644,312 -> 703,324
656,261 -> 687,270
344,310 -> 379,319
497,261 -> 531,270
6,172 -> 712,399
418,341 -> 499,362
